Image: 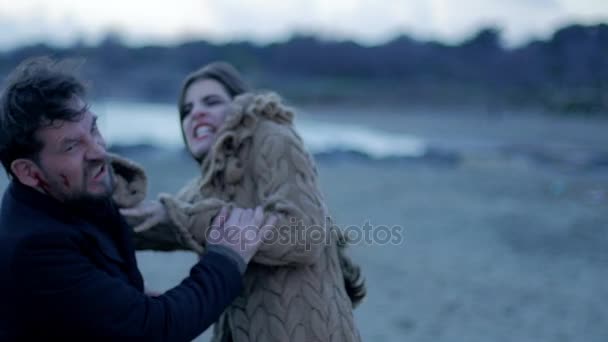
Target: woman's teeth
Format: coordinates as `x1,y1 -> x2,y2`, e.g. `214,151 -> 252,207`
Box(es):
195,125 -> 213,138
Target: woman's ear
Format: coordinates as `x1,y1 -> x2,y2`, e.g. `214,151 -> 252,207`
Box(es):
10,158 -> 43,187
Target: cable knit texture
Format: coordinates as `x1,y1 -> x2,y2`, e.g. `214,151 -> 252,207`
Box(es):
115,93 -> 366,342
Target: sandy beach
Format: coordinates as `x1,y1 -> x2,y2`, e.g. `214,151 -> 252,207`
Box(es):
1,108 -> 607,341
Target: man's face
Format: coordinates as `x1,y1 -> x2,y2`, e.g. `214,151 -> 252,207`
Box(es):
34,97 -> 112,203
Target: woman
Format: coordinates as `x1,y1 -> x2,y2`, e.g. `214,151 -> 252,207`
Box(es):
120,62 -> 365,342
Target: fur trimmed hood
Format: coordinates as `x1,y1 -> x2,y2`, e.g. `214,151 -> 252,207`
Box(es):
109,153 -> 147,208
199,91 -> 295,189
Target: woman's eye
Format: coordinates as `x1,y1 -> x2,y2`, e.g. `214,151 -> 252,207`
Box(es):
180,105 -> 192,118
204,98 -> 223,106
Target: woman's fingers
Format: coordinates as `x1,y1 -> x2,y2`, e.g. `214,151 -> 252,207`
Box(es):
119,201 -> 157,217
133,216 -> 160,233
119,207 -> 143,217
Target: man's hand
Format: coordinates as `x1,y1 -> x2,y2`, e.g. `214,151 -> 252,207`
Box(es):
209,206 -> 276,264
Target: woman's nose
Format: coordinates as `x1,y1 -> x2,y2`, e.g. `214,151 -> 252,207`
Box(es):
190,104 -> 210,119
191,109 -> 208,120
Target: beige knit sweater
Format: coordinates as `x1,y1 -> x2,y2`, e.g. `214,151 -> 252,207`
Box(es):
112,93 -> 365,342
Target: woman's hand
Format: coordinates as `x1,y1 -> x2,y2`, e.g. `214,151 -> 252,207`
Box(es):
120,200 -> 169,233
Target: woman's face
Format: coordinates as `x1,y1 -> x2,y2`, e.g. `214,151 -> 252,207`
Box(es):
181,78 -> 232,159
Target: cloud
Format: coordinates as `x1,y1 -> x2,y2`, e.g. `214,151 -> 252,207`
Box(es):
0,0 -> 606,49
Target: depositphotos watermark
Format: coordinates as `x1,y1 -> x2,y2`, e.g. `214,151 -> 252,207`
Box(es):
206,216 -> 404,250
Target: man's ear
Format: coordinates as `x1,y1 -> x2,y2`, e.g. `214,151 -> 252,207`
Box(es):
10,158 -> 43,187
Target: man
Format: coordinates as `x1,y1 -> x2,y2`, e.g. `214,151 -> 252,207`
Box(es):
0,57 -> 273,341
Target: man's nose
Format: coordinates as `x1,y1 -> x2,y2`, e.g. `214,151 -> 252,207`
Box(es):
84,135 -> 107,161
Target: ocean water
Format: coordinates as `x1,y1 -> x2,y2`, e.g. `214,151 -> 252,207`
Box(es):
93,101 -> 427,159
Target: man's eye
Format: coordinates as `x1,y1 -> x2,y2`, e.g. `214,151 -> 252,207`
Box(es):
65,142 -> 78,152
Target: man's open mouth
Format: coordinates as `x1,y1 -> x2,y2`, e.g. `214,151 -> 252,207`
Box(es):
92,164 -> 106,181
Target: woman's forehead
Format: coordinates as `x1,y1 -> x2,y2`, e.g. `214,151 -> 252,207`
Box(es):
186,78 -> 230,97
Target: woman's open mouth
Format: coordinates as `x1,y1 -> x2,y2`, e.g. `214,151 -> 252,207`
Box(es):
193,124 -> 215,141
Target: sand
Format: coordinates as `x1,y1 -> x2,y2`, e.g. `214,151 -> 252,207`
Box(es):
1,109 -> 607,341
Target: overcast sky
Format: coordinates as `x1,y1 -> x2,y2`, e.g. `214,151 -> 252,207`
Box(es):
0,0 -> 606,50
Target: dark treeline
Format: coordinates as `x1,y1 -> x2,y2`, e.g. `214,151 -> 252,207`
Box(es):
1,23 -> 607,114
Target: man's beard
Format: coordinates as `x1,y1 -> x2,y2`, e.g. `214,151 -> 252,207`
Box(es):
63,186 -> 112,207
64,167 -> 114,207
39,158 -> 115,207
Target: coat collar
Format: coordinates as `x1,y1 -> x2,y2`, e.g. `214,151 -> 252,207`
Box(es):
6,180 -> 126,264
5,180 -> 144,289
8,180 -> 121,224
8,180 -> 77,223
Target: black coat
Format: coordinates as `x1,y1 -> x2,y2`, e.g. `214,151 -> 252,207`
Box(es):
0,180 -> 244,341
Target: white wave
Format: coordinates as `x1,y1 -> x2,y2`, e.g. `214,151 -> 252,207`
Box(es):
297,121 -> 426,159
94,101 -> 427,159
95,101 -> 183,148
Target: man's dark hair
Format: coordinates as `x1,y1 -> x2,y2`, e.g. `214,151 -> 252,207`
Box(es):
0,56 -> 89,177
